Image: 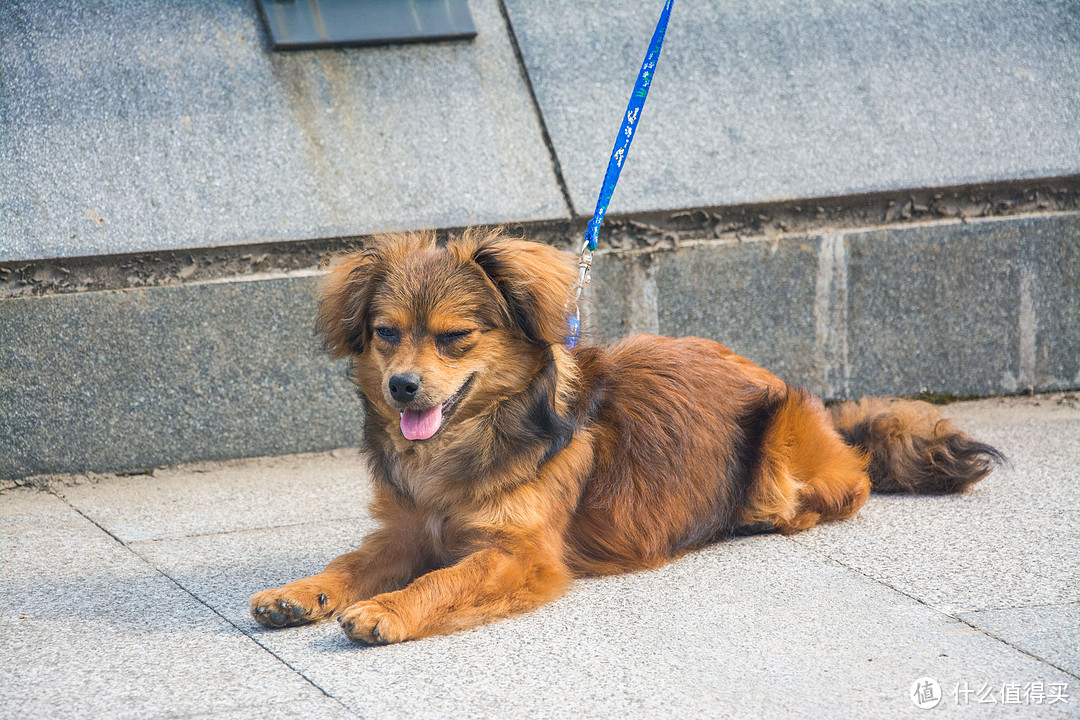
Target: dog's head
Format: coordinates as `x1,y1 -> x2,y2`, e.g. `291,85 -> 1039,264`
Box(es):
318,228 -> 577,442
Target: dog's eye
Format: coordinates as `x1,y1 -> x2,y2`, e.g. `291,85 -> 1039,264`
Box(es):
375,327 -> 400,343
437,330 -> 473,344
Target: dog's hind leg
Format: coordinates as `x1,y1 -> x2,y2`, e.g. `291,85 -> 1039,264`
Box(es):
737,388 -> 871,535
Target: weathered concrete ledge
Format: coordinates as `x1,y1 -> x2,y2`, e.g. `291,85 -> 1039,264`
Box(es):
4,176 -> 1075,298
4,0 -> 1076,263
0,0 -> 567,262
3,209 -> 1077,480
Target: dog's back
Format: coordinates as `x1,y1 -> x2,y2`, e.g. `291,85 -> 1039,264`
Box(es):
564,334 -> 1003,576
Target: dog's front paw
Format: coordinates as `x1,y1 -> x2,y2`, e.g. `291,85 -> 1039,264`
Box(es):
250,582 -> 333,628
338,599 -> 409,645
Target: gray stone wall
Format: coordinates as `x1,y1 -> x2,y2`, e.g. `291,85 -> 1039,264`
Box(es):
2,0 -> 1078,478
1,275 -> 362,479
589,214 -> 1080,400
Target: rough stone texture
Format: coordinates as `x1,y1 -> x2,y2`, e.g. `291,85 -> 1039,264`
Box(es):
959,603 -> 1080,678
3,396 -> 1076,719
55,449 -> 374,542
587,213 -> 1080,399
135,529 -> 1078,720
3,0 -> 1079,485
130,519 -> 381,632
588,236 -> 820,384
0,488 -> 330,720
129,520 -> 382,633
0,0 -> 568,262
0,274 -> 363,480
504,0 -> 1080,215
177,700 -> 359,720
2,395 -> 1070,719
844,214 -> 1080,398
793,396 -> 1080,615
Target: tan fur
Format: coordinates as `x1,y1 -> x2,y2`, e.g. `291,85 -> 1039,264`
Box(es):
251,228 -> 1002,643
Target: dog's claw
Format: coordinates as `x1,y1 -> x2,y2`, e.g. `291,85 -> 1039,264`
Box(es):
318,593 -> 328,606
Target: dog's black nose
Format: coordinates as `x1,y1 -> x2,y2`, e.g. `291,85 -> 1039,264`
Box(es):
388,373 -> 421,403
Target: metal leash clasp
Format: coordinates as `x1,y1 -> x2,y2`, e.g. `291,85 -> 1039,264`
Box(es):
566,241 -> 594,350
573,244 -> 594,305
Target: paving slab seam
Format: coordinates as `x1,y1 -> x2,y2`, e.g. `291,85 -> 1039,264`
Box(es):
117,518 -> 356,545
787,536 -> 1080,682
46,488 -> 359,714
960,600 -> 1080,614
952,616 -> 1080,683
153,699 -> 360,720
496,0 -> 576,217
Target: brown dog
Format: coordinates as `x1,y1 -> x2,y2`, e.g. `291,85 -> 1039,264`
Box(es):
251,228 -> 1003,644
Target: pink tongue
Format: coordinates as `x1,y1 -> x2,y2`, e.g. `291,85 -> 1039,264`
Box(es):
400,405 -> 443,441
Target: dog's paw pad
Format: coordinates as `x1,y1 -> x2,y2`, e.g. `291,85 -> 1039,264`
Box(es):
250,588 -> 326,628
252,598 -> 308,627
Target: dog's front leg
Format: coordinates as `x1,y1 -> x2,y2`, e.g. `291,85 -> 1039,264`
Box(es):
251,509 -> 432,628
337,532 -> 569,644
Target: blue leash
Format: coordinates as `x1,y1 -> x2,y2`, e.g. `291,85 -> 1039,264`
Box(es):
568,0 -> 674,349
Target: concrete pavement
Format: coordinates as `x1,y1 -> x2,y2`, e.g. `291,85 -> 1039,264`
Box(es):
2,394 -> 1077,719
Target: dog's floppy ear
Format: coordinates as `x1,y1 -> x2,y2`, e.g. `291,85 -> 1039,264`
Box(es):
317,250 -> 381,359
459,228 -> 578,346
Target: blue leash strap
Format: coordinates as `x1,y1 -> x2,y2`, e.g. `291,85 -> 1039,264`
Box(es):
583,0 -> 674,253
567,0 -> 674,350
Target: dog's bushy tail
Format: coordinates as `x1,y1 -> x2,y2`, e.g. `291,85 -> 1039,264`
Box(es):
829,397 -> 1005,494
